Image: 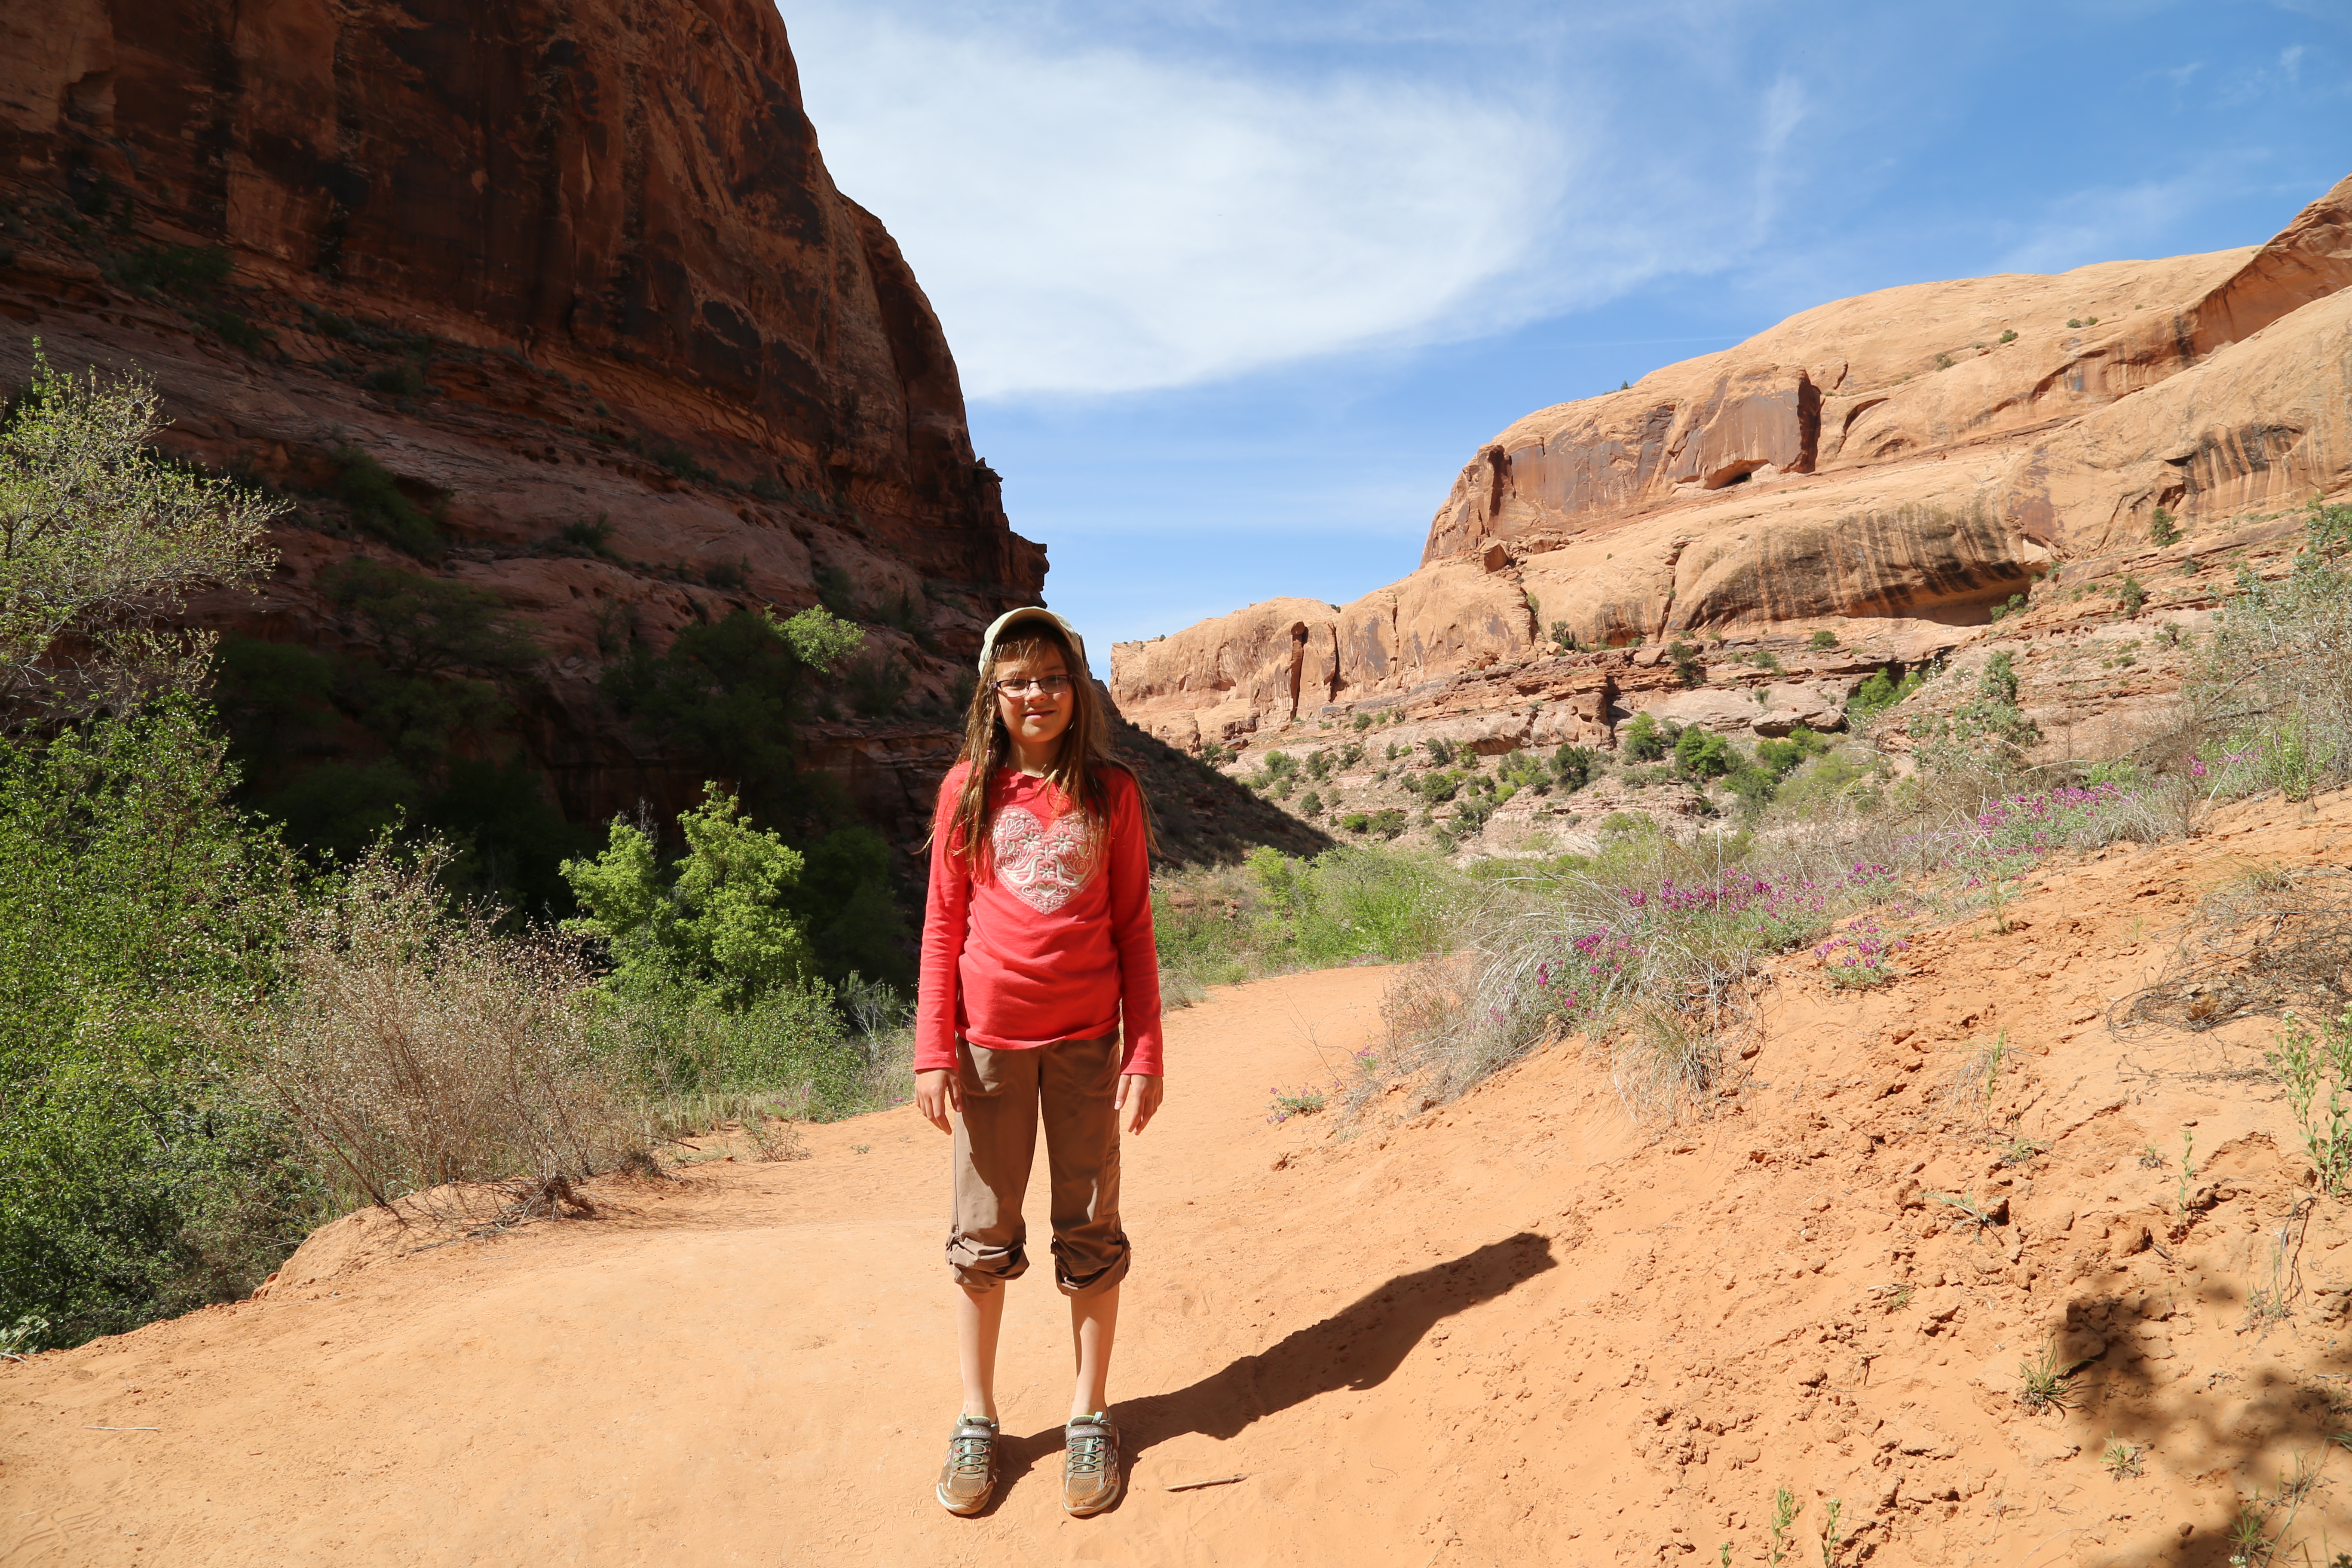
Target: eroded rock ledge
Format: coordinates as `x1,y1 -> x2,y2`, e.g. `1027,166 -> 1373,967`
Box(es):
1115,172 -> 2352,756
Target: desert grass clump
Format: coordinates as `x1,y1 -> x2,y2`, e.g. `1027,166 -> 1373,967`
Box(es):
234,842 -> 641,1219
1266,1085 -> 1327,1123
2017,1341 -> 2076,1413
2168,499 -> 2352,805
1932,1189 -> 2002,1240
2101,1436 -> 2145,1479
1152,845 -> 1465,1008
1379,832 -> 1889,1118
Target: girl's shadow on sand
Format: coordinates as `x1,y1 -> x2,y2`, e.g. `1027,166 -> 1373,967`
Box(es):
989,1231 -> 1557,1513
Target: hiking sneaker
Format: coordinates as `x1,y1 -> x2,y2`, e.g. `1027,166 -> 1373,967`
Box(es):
1062,1410 -> 1124,1516
935,1414 -> 1000,1516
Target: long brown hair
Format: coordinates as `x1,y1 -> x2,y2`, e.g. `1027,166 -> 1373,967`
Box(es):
940,623 -> 1154,870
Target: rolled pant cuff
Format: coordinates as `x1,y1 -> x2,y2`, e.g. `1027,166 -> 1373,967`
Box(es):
1054,1243 -> 1130,1298
949,1250 -> 1028,1293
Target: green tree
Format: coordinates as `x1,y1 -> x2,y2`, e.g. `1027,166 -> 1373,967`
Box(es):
562,786 -> 816,1008
1848,664 -> 1923,723
1551,744 -> 1597,791
1621,712 -> 1667,761
781,825 -> 913,989
0,350 -> 281,725
602,606 -> 862,812
1674,726 -> 1734,779
214,562 -> 583,915
0,699 -> 306,1345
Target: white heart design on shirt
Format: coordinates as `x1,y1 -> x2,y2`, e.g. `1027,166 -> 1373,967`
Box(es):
992,804 -> 1100,914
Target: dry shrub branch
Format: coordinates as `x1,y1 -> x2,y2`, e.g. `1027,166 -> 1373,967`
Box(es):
228,843 -> 640,1220
2115,866 -> 2352,1037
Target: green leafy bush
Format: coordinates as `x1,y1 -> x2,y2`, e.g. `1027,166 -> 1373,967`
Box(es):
330,447 -> 442,558
2149,507 -> 2181,547
105,244 -> 231,297
1808,628 -> 1839,650
1755,726 -> 1831,777
563,786 -> 817,1009
1621,712 -> 1667,761
1551,744 -> 1598,792
1674,726 -> 1733,779
0,701 -> 308,1347
602,606 -> 861,816
1847,665 -> 1922,724
553,514 -> 618,560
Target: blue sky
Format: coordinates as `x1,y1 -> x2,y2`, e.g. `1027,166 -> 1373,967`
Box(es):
782,1 -> 2351,667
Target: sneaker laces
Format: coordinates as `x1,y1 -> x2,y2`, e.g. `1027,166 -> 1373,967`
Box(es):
1066,1421 -> 1111,1476
950,1420 -> 995,1476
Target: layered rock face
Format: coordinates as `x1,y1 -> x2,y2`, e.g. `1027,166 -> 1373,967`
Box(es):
0,0 -> 1041,836
1115,173 -> 2352,752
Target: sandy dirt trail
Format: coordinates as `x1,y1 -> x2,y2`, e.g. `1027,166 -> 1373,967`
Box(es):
15,792 -> 2352,1566
7,966 -> 1578,1567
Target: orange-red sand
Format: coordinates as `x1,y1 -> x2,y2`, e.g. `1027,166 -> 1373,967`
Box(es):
9,793 -> 2352,1566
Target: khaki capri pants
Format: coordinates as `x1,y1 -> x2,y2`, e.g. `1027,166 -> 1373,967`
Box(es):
947,1032 -> 1130,1297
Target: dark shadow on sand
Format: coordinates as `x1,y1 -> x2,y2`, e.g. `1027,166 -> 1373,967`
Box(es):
990,1231 -> 1557,1513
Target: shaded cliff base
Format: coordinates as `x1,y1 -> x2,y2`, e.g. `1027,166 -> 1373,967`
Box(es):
13,790 -> 2352,1565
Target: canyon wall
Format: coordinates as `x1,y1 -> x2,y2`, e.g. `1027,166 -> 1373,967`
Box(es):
1114,173 -> 2352,753
0,0 -> 1045,857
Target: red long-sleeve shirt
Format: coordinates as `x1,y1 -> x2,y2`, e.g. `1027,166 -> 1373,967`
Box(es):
915,762 -> 1164,1076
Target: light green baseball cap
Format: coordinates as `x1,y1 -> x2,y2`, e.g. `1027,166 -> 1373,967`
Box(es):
977,606 -> 1087,673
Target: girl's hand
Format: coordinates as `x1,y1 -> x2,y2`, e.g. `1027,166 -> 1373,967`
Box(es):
1116,1074 -> 1163,1135
914,1068 -> 960,1133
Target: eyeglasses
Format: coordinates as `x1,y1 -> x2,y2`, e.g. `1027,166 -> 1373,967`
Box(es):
992,675 -> 1074,696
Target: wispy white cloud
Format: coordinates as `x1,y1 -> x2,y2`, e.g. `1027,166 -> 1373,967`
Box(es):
1992,164 -> 2253,274
787,11 -> 1570,396
1751,74 -> 1810,239
783,3 -> 1799,399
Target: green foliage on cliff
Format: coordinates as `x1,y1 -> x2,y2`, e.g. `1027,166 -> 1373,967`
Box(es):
602,606 -> 861,812
1847,665 -> 1923,724
214,560 -> 587,917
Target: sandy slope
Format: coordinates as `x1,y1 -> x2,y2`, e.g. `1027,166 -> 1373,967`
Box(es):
11,794 -> 2352,1566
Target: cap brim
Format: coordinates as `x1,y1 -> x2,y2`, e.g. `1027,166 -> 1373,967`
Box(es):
978,606 -> 1087,673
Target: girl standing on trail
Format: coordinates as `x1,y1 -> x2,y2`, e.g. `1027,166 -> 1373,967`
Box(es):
913,606 -> 1164,1520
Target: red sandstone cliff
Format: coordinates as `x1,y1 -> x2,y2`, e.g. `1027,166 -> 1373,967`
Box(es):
0,0 -> 1043,839
1114,173 -> 2352,754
